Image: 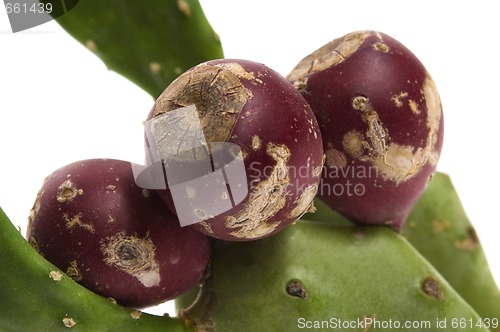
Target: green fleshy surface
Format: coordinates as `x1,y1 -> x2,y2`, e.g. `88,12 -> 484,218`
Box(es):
404,173 -> 500,330
298,172 -> 500,331
182,221 -> 486,331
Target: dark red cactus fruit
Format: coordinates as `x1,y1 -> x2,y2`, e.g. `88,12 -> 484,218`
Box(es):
26,159 -> 211,309
144,59 -> 324,241
287,31 -> 444,230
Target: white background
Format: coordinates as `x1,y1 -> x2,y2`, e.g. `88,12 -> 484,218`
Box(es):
0,0 -> 498,315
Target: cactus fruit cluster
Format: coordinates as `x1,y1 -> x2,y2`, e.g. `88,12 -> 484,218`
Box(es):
1,1 -> 499,331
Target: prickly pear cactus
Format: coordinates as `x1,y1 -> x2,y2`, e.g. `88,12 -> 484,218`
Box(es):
0,207 -> 192,332
404,173 -> 500,330
3,1 -> 498,329
41,0 -> 224,98
178,221 -> 486,331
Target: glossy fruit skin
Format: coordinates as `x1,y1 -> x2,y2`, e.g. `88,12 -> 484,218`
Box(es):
27,158 -> 211,309
145,59 -> 324,241
287,31 -> 444,230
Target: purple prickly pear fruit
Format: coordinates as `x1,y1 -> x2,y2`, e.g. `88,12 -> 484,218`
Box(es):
144,59 -> 324,241
27,159 -> 211,309
288,30 -> 444,230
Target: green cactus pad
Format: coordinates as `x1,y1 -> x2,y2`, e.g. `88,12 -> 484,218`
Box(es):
404,173 -> 500,329
180,221 -> 486,331
0,207 -> 193,331
305,172 -> 500,329
42,0 -> 224,98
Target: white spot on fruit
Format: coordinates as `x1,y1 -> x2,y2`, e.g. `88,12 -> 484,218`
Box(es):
101,232 -> 160,288
422,75 -> 443,167
106,184 -> 117,192
225,143 -> 290,239
170,249 -> 180,264
373,144 -> 429,184
391,91 -> 408,108
288,184 -> 318,219
325,147 -> 348,168
57,180 -> 83,203
64,213 -> 95,234
313,165 -> 323,177
343,80 -> 442,185
135,269 -> 161,288
342,131 -> 365,159
251,135 -> 261,151
372,41 -> 389,52
408,99 -> 420,114
198,221 -> 213,234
